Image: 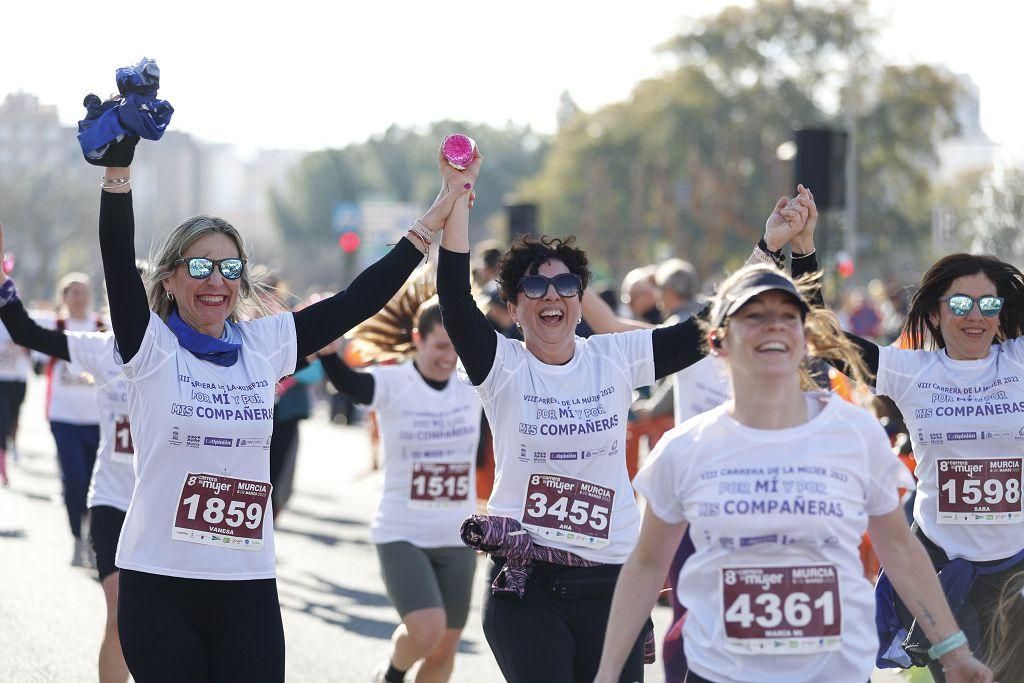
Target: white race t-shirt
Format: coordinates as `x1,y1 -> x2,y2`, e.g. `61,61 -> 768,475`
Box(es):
115,311 -> 297,580
475,329 -> 655,564
673,355 -> 731,425
368,362 -> 481,547
66,333 -> 135,512
38,314 -> 103,425
877,340 -> 1024,561
0,324 -> 30,382
634,394 -> 901,683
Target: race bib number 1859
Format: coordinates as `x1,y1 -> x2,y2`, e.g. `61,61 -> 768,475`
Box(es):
937,457 -> 1023,524
721,564 -> 842,655
172,472 -> 271,551
521,474 -> 614,549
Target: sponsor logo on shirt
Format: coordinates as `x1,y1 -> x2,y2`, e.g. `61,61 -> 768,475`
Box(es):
203,436 -> 233,447
550,451 -> 578,461
168,426 -> 182,446
930,432 -> 945,444
533,452 -> 547,463
236,438 -> 264,448
186,435 -> 201,448
946,432 -> 978,441
980,430 -> 1013,440
740,534 -> 778,548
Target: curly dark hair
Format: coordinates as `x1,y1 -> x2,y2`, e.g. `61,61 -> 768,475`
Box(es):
495,234 -> 592,303
904,253 -> 1024,349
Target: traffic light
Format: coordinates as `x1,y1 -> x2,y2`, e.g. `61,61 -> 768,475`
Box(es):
338,231 -> 360,254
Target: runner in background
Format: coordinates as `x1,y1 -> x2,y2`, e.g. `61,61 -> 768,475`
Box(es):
0,221 -> 136,683
38,271 -> 103,566
87,83 -> 470,680
594,264 -> 992,683
0,229 -> 28,486
320,276 -> 480,683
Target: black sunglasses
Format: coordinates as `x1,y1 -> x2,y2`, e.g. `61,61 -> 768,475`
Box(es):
517,273 -> 583,300
173,257 -> 246,281
939,294 -> 1004,318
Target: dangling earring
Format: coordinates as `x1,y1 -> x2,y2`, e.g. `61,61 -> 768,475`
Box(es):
166,292 -> 174,302
515,321 -> 522,328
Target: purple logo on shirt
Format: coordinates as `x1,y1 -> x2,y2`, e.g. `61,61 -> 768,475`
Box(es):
549,451 -> 578,461
203,437 -> 233,447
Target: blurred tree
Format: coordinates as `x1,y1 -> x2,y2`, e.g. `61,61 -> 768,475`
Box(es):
519,0 -> 958,285
967,168 -> 1024,258
0,167 -> 97,303
270,123 -> 546,291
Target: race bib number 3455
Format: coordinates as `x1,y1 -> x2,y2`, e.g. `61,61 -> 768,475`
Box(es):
521,474 -> 614,549
721,564 -> 842,655
937,457 -> 1023,524
172,473 -> 271,551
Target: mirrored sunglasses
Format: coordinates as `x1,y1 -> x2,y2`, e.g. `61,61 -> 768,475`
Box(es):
940,294 -> 1004,318
172,257 -> 246,281
517,273 -> 583,300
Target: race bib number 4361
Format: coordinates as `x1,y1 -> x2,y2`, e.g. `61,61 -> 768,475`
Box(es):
521,474 -> 614,549
937,457 -> 1023,524
172,473 -> 271,551
721,564 -> 842,655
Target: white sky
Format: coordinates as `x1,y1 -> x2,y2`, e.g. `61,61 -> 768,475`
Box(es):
2,1 -> 1021,158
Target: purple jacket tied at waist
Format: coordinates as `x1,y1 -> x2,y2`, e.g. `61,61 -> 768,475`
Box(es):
460,514 -> 656,664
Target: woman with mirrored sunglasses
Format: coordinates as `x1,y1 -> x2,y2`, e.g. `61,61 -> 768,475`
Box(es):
88,117 -> 471,682
434,144 -> 815,682
786,196 -> 1024,679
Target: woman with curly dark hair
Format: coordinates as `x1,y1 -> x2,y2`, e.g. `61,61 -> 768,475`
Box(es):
434,143 -> 813,682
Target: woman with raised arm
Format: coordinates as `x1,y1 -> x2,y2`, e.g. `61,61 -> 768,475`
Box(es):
593,264 -> 993,683
88,126 -> 469,681
435,141 -> 813,682
785,191 -> 1024,678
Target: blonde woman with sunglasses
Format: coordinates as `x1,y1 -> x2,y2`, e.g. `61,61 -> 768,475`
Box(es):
86,130 -> 470,681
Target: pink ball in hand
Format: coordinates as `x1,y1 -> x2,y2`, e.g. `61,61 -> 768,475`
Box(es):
442,134 -> 476,170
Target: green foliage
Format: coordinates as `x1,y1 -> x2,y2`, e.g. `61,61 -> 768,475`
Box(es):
520,0 -> 958,284
0,166 -> 97,303
270,122 -> 547,289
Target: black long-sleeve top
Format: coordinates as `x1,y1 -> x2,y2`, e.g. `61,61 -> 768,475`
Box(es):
437,243 -> 827,386
786,249 -> 880,383
98,191 -> 426,365
436,247 -> 705,385
0,296 -> 71,361
319,351 -> 449,405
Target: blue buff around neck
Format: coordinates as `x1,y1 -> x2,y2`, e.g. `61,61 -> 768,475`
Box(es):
167,309 -> 241,367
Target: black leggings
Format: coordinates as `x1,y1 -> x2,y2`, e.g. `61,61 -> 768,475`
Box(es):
482,558 -> 646,683
118,569 -> 285,683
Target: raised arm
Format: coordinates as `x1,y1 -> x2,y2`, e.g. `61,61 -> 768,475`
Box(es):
582,288 -> 654,333
784,186 -> 881,382
318,351 -> 375,406
651,188 -> 813,380
292,156 -> 473,361
98,166 -> 150,363
435,146 -> 497,385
